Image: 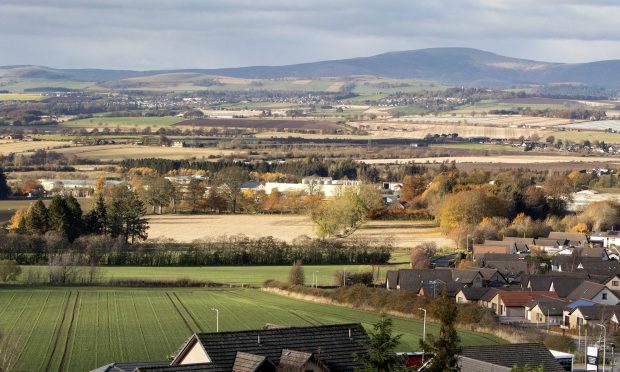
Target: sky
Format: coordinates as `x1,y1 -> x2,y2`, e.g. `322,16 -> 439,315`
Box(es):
1,0 -> 620,70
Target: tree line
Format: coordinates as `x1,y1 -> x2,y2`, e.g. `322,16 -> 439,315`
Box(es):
0,234 -> 392,266
9,186 -> 148,244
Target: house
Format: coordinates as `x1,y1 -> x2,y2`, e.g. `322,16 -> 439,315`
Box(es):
391,268 -> 485,296
551,256 -> 620,275
533,238 -> 562,252
488,291 -> 559,321
524,296 -> 567,327
475,267 -> 507,286
98,324 -> 370,372
482,260 -> 528,283
502,237 -> 534,253
562,304 -> 620,329
524,274 -> 587,298
567,281 -> 620,305
472,241 -> 517,261
455,287 -> 492,304
591,231 -> 620,248
459,343 -> 566,372
557,247 -> 609,260
548,232 -> 589,247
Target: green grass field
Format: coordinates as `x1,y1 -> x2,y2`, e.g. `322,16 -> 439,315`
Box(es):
61,116 -> 184,128
0,93 -> 45,101
546,130 -> 620,144
0,199 -> 95,224
21,264 -> 405,286
0,287 -> 503,371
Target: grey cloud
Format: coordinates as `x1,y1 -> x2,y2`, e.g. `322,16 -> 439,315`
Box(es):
0,0 -> 619,69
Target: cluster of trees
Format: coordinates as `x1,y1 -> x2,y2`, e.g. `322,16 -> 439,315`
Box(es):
0,234 -> 392,266
310,185 -> 383,238
489,107 -> 606,120
9,187 -> 148,244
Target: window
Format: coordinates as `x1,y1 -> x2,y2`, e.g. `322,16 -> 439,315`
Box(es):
603,293 -> 608,300
500,305 -> 504,315
612,281 -> 619,287
577,317 -> 584,327
537,313 -> 543,322
492,303 -> 497,312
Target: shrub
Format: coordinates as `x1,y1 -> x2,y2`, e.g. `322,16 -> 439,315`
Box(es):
288,260 -> 305,286
543,334 -> 576,353
333,271 -> 374,286
0,260 -> 21,282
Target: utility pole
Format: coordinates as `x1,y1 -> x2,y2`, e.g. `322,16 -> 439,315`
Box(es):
599,323 -> 607,372
211,308 -> 219,333
418,308 -> 427,364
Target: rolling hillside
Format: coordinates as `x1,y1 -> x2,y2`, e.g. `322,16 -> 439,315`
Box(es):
3,48 -> 620,88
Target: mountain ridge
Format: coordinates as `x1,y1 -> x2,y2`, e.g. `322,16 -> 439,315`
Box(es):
2,47 -> 620,88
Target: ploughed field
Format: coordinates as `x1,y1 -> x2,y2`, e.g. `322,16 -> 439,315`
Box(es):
0,288 -> 503,372
174,118 -> 342,130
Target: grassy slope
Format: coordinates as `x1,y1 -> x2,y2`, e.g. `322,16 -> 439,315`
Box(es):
0,287 -> 503,371
0,93 -> 45,101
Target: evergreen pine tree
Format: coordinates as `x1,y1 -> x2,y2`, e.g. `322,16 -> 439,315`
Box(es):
25,200 -> 48,235
0,169 -> 10,199
354,314 -> 404,372
48,196 -> 71,237
420,294 -> 462,372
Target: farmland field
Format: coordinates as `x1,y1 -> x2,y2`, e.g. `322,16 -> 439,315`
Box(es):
0,93 -> 45,101
62,116 -> 184,128
54,144 -> 238,161
360,154 -> 620,165
0,287 -> 503,371
0,140 -> 70,154
147,215 -> 447,250
174,118 -> 342,130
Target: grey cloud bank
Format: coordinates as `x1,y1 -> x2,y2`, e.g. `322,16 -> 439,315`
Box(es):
1,0 -> 620,69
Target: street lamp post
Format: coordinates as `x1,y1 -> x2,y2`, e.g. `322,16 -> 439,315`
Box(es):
418,308 -> 427,364
211,308 -> 219,333
599,323 -> 607,372
313,271 -> 320,288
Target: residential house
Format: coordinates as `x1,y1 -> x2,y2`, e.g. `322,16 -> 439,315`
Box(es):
548,232 -> 589,247
455,287 -> 492,304
524,274 -> 587,298
566,281 -> 620,305
459,343 -> 566,372
501,237 -> 534,253
557,247 -> 609,260
487,291 -> 558,321
482,260 -> 528,283
97,323 -> 370,372
551,256 -> 620,276
524,296 -> 567,327
591,231 -> 620,248
533,238 -> 562,252
562,304 -> 620,329
472,241 -> 518,262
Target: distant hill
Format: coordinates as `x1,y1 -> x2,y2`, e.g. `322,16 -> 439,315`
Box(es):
3,48 -> 620,88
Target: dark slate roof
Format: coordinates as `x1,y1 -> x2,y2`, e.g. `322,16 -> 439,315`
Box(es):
476,267 -> 505,282
178,323 -> 368,372
525,296 -> 567,316
548,231 -> 588,244
567,304 -> 620,320
483,260 -> 528,279
91,361 -> 170,372
419,281 -> 463,298
232,351 -> 274,372
136,364 -> 228,372
458,287 -> 492,301
534,238 -> 561,248
386,271 -> 399,290
567,281 -> 606,301
278,349 -> 324,371
478,253 -> 521,263
461,343 -> 565,372
396,269 -> 453,293
551,277 -> 588,298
